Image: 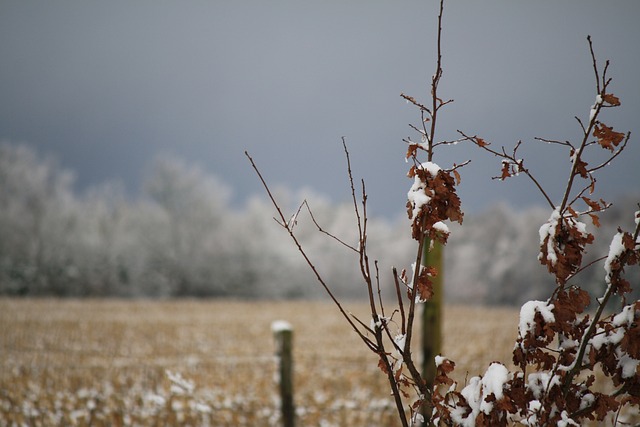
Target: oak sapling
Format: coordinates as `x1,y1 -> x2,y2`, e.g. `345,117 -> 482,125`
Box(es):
247,2 -> 639,425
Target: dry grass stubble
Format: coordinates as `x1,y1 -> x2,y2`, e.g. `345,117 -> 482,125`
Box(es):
0,298 -> 518,426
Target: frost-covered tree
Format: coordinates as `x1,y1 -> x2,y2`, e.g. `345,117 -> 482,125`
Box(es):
0,140 -> 634,308
0,143 -> 76,295
446,204 -> 552,305
142,155 -> 255,296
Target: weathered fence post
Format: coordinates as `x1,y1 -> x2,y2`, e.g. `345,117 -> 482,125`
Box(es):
272,320 -> 295,427
421,239 -> 443,424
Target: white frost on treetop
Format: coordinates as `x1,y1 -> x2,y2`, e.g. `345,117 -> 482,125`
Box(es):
518,300 -> 555,340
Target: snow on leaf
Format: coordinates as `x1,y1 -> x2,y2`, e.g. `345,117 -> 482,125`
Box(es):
538,207 -> 594,284
452,362 -> 512,425
604,232 -> 625,283
538,208 -> 561,266
406,162 -> 463,241
518,300 -> 555,341
527,371 -> 560,400
479,363 -> 510,413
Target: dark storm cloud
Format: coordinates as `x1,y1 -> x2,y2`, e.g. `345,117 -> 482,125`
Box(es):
1,1 -> 638,218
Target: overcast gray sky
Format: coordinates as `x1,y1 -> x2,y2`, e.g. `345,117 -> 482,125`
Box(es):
1,1 -> 638,219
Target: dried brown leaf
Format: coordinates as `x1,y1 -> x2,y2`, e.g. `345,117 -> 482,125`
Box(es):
416,267 -> 434,302
475,137 -> 489,147
406,143 -> 419,160
575,157 -> 589,178
567,206 -> 578,218
602,93 -> 621,106
500,162 -> 511,180
582,196 -> 602,212
593,123 -> 625,151
453,168 -> 461,185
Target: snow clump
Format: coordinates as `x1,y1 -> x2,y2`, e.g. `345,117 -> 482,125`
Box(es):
407,161 -> 441,220
518,300 -> 555,340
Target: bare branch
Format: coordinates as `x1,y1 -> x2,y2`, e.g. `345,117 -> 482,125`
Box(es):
342,138 -> 364,245
244,151 -> 372,347
459,130 -> 555,208
301,200 -> 359,252
587,35 -> 600,94
401,93 -> 431,115
534,136 -> 574,149
432,136 -> 469,149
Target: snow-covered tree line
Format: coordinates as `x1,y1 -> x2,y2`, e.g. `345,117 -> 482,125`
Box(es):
0,142 -> 408,299
0,142 -> 636,303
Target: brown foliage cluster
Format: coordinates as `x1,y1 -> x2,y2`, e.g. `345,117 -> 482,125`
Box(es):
538,210 -> 595,285
427,37 -> 640,426
368,33 -> 640,427
406,163 -> 463,244
432,217 -> 639,425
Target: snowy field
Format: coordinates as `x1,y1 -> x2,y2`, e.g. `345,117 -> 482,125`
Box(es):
0,299 -> 518,426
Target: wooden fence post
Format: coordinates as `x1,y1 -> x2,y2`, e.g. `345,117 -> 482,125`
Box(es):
421,239 -> 443,424
272,320 -> 295,427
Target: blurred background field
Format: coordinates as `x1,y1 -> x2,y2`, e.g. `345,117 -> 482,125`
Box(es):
0,298 -> 518,426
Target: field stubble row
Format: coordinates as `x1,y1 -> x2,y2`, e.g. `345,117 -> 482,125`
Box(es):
0,298 -> 518,426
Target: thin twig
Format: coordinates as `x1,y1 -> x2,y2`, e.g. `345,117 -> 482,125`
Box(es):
245,151 -> 371,346
301,200 -> 359,252
458,130 -> 556,208
587,35 -> 600,94
587,132 -> 631,173
534,137 -> 574,148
